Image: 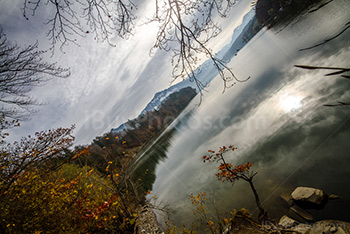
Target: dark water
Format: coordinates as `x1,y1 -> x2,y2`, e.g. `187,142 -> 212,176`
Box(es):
133,0 -> 350,228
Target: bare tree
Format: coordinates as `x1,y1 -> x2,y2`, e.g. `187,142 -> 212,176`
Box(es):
151,0 -> 249,98
23,0 -> 136,51
0,29 -> 70,119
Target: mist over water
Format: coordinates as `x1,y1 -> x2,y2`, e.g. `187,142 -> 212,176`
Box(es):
136,0 -> 350,227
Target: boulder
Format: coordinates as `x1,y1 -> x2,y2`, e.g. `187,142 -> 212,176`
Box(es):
280,193 -> 294,206
278,215 -> 299,228
291,187 -> 326,205
291,223 -> 312,234
290,205 -> 313,221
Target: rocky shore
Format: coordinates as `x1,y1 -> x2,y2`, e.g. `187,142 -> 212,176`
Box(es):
226,186 -> 350,234
135,186 -> 349,234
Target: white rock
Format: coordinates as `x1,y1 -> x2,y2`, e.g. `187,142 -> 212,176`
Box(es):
291,187 -> 326,205
291,223 -> 312,234
279,215 -> 299,228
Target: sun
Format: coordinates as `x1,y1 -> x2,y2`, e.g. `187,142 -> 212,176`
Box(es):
279,95 -> 302,112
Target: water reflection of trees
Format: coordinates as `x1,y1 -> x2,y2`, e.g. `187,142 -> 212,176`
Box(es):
132,129 -> 175,195
255,0 -> 332,29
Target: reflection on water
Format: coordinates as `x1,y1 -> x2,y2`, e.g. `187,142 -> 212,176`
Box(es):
134,0 -> 350,228
132,129 -> 175,194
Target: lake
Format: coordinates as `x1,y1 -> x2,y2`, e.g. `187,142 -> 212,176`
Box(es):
134,0 -> 350,229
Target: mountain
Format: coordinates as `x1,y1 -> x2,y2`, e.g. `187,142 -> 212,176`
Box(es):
140,80 -> 194,116
111,8 -> 261,134
111,87 -> 197,134
111,87 -> 196,138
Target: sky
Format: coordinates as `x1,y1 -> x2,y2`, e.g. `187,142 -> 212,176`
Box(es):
0,0 -> 252,145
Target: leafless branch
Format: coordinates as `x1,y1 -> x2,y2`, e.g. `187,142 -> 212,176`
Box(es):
151,0 -> 248,101
299,21 -> 350,51
294,65 -> 350,76
23,0 -> 136,52
295,65 -> 350,107
0,29 -> 70,119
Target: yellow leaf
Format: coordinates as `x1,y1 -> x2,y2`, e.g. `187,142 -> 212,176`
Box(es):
88,169 -> 94,175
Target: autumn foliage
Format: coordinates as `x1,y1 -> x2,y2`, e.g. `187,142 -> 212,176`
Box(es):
203,145 -> 268,222
0,117 -> 139,233
203,145 -> 254,183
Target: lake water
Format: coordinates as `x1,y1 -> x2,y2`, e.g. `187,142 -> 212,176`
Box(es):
134,0 -> 350,229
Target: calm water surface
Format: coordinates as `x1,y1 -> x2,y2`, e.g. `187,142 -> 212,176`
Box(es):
135,0 -> 350,228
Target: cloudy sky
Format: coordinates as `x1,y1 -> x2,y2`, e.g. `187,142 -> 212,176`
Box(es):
0,0 -> 252,145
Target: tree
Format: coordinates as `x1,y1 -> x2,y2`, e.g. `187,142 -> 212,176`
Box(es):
0,122 -> 137,233
22,0 -> 136,50
20,0 -> 248,96
0,123 -> 75,193
202,145 -> 268,222
0,29 -> 70,119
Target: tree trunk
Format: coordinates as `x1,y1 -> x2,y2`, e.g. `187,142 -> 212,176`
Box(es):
247,178 -> 268,222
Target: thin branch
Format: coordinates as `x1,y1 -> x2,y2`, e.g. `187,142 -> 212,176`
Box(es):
152,0 -> 247,103
0,29 -> 70,119
300,21 -> 350,51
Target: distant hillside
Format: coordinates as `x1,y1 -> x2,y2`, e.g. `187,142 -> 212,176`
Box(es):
255,0 -> 324,29
242,15 -> 264,43
115,86 -> 197,144
111,86 -> 197,134
106,86 -> 197,150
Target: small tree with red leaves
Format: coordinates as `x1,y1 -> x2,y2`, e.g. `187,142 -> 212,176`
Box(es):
203,145 -> 268,222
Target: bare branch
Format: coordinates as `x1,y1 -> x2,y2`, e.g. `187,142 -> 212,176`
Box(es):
23,0 -> 137,52
0,29 -> 70,119
295,65 -> 350,107
294,65 -> 350,75
151,0 -> 248,101
300,21 -> 350,51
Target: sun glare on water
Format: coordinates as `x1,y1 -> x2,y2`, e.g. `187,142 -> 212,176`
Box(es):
279,95 -> 302,112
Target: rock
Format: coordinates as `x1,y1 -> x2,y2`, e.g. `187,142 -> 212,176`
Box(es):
304,220 -> 350,234
291,223 -> 312,234
136,205 -> 163,234
329,194 -> 343,200
280,193 -> 294,206
291,187 -> 326,205
290,205 -> 313,221
279,215 -> 299,228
